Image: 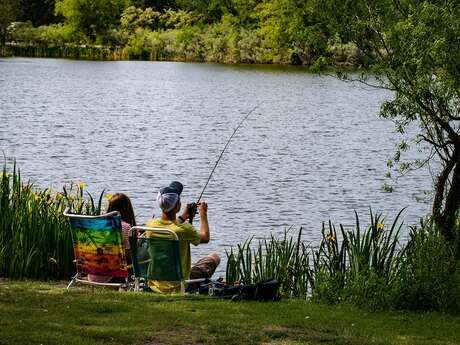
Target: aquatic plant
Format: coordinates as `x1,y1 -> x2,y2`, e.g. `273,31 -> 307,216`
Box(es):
0,161 -> 72,279
339,211 -> 403,308
62,181 -> 105,216
226,209 -> 459,312
0,160 -> 105,280
226,227 -> 311,298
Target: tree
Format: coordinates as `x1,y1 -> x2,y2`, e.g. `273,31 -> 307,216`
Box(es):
131,0 -> 176,11
175,0 -> 234,23
120,6 -> 162,32
18,0 -> 59,26
254,0 -> 325,65
321,0 -> 460,249
55,0 -> 129,41
0,0 -> 19,45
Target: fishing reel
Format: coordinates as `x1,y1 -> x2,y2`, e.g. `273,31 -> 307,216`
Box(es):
188,202 -> 198,223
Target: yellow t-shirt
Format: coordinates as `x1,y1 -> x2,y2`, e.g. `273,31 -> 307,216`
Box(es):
144,218 -> 201,293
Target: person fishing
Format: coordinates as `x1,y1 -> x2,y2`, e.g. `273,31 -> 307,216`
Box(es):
145,181 -> 220,293
144,104 -> 260,293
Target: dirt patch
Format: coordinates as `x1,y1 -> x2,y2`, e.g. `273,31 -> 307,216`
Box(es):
143,327 -> 206,345
262,325 -> 347,344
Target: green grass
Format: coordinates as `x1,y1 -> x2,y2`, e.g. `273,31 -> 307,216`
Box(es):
1,280 -> 459,345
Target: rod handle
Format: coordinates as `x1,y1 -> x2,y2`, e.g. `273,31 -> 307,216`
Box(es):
188,202 -> 197,224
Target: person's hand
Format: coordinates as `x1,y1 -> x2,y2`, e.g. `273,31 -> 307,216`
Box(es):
180,203 -> 195,221
198,201 -> 208,218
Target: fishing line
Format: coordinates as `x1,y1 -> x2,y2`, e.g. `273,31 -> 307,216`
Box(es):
189,102 -> 262,222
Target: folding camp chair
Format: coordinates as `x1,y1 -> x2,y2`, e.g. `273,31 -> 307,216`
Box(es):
64,208 -> 130,289
129,226 -> 205,293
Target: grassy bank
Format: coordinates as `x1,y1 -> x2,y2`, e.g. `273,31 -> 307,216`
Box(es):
1,280 -> 460,345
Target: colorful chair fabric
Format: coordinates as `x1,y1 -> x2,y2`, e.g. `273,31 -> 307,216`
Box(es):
64,209 -> 130,289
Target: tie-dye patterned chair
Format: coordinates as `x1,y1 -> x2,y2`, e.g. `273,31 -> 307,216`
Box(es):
64,209 -> 130,289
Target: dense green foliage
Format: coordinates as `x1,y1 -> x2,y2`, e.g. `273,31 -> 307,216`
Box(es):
55,0 -> 129,42
0,0 -> 19,45
226,211 -> 460,313
2,0 -> 360,66
0,162 -> 73,279
18,0 -> 59,26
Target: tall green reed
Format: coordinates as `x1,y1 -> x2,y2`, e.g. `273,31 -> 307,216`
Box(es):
226,227 -> 311,298
0,161 -> 105,280
345,209 -> 403,283
311,221 -> 348,286
226,209 -> 406,302
0,162 -> 72,279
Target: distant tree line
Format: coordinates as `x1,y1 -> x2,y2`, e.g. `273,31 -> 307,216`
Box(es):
0,0 -> 361,66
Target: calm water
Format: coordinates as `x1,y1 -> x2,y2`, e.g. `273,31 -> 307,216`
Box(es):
0,58 -> 432,269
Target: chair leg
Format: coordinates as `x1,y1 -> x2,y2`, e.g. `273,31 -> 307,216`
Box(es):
118,278 -> 129,292
67,274 -> 78,289
180,281 -> 185,294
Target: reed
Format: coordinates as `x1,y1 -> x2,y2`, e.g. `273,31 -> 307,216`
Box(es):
310,221 -> 348,290
344,209 -> 403,283
5,43 -> 128,60
226,227 -> 311,298
225,209 -> 406,302
0,161 -> 104,280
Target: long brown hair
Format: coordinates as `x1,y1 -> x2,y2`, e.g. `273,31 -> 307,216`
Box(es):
107,193 -> 136,226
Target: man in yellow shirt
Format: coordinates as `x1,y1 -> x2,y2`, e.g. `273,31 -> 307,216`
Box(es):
145,181 -> 220,293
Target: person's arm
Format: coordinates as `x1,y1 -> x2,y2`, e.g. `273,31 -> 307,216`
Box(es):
178,202 -> 210,243
198,202 -> 210,243
178,204 -> 192,224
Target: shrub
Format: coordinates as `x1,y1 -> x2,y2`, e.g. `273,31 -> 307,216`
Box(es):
310,268 -> 344,304
326,33 -> 360,66
342,269 -> 392,310
392,223 -> 459,313
7,22 -> 80,45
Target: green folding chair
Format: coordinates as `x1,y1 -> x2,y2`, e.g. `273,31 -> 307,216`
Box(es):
64,208 -> 130,289
129,226 -> 204,293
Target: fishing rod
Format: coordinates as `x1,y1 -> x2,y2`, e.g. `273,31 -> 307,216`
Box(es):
188,103 -> 261,223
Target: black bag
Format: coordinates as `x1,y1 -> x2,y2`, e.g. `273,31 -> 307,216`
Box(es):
196,278 -> 280,301
238,278 -> 280,301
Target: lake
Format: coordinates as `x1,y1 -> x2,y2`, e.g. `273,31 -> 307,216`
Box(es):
0,58 -> 432,271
